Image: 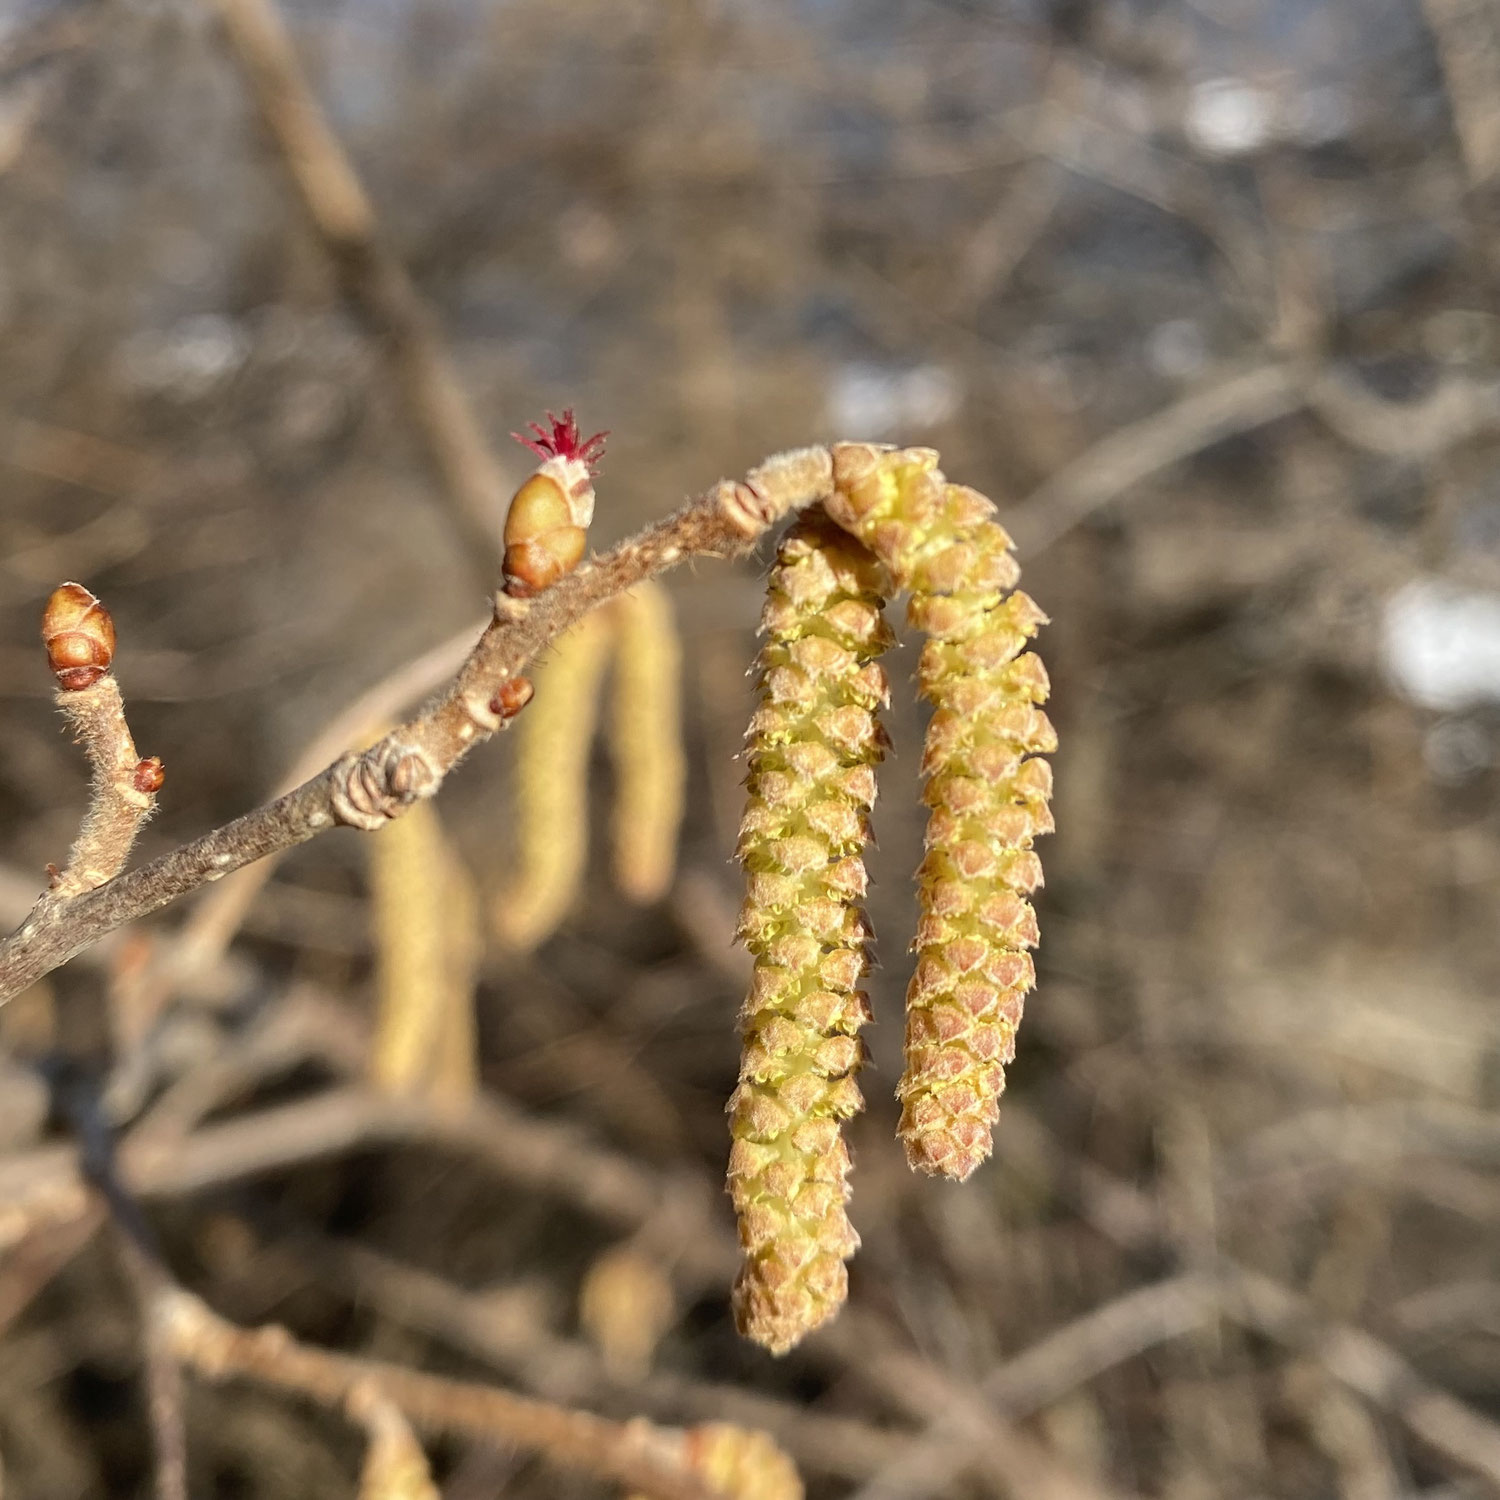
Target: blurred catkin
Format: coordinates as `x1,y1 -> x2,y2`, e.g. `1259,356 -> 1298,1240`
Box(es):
730,510 -> 891,1354
826,444 -> 1055,1181
368,792 -> 481,1106
493,610 -> 614,951
579,1242 -> 677,1379
609,580 -> 685,904
625,1423 -> 803,1500
680,1424 -> 804,1500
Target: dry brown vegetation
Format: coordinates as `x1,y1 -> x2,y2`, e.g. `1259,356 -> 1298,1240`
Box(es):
3,0 -> 1500,1495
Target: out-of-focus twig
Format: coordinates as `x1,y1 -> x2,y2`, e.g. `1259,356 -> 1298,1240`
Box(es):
160,1288 -> 738,1500
202,0 -> 510,580
1010,362 -> 1303,555
845,1274 -> 1218,1500
63,1083 -> 188,1500
1218,1264 -> 1500,1493
1419,0 -> 1500,184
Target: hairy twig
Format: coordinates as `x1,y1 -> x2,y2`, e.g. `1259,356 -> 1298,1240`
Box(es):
0,444 -> 834,1003
39,584 -> 163,901
203,0 -> 511,578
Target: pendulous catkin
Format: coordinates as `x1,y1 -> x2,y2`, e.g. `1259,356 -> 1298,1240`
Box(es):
729,509 -> 892,1354
608,580 -> 685,904
492,609 -> 614,951
825,444 -> 1055,1182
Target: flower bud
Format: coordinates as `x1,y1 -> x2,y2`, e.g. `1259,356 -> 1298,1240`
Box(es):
42,582 -> 116,691
504,410 -> 606,597
132,757 -> 166,795
488,675 -> 535,720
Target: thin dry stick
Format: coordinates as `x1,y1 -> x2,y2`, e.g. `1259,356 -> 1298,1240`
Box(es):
160,1289 -> 732,1500
203,0 -> 510,579
0,444 -> 835,1004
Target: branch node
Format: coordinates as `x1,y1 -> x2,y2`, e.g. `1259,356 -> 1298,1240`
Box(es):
330,744 -> 437,831
715,478 -> 775,538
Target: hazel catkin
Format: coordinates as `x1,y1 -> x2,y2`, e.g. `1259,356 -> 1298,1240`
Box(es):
826,444 -> 1055,1183
729,509 -> 891,1354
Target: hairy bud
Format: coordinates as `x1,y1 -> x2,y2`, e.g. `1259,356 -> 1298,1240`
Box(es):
42,582 -> 116,691
504,410 -> 606,597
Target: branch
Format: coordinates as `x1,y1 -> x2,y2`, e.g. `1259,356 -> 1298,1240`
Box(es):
0,441 -> 831,1002
39,584 -> 163,901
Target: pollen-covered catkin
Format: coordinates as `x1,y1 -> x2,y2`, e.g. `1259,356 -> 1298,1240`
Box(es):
730,510 -> 892,1354
825,444 -> 1055,1182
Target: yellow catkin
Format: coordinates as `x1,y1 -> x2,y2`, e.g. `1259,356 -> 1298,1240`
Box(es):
729,509 -> 892,1354
368,783 -> 480,1107
608,580 -> 686,904
826,444 -> 1055,1182
492,609 -> 614,951
680,1424 -> 804,1500
579,1243 -> 677,1379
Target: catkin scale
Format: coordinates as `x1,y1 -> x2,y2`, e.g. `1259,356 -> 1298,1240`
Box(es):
730,510 -> 891,1355
826,444 -> 1055,1182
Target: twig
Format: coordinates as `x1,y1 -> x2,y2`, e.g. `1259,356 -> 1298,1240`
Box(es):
159,1288 -> 731,1500
202,0 -> 511,578
39,584 -> 163,901
0,443 -> 835,1003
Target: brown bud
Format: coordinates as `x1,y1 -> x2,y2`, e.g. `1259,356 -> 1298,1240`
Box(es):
132,757 -> 165,795
488,676 -> 535,720
42,582 -> 115,691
